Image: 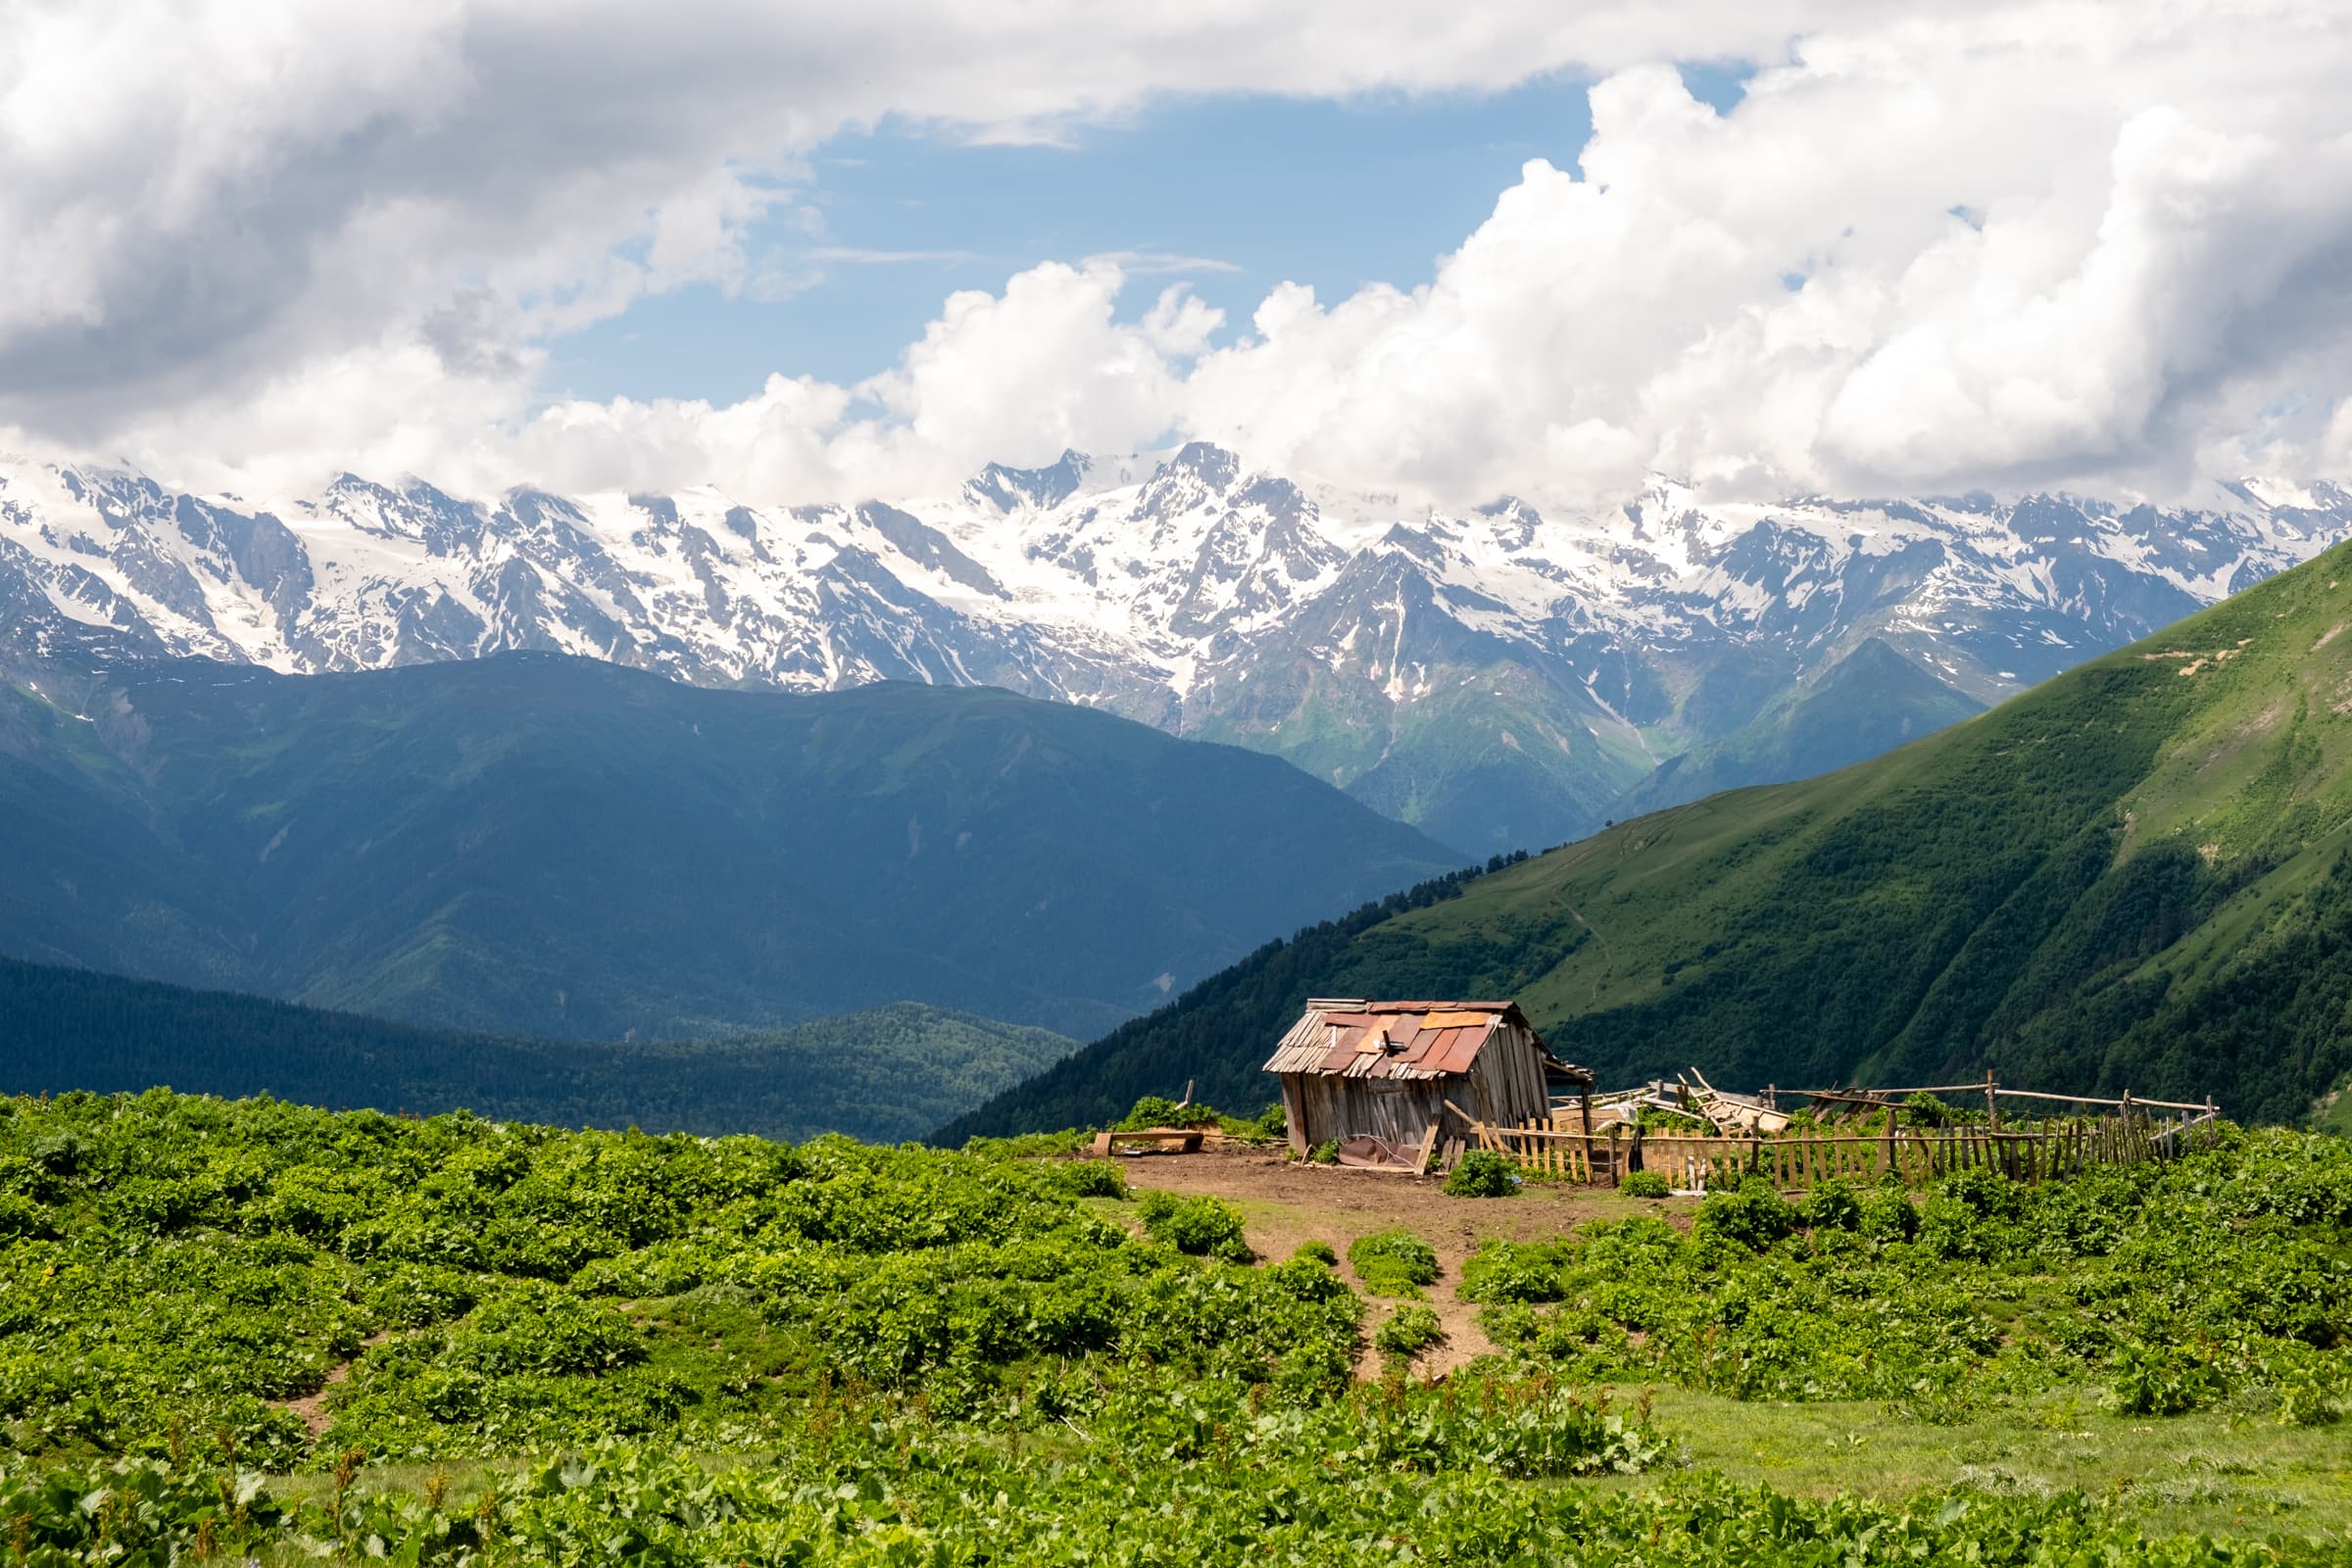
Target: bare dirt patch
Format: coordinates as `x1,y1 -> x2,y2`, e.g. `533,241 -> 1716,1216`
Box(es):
1114,1144 -> 1690,1379
271,1332 -> 393,1437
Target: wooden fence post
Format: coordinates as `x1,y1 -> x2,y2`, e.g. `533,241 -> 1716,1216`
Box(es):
1575,1086 -> 1595,1180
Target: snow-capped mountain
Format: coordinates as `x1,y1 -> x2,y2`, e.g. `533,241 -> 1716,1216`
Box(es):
3,444 -> 2345,853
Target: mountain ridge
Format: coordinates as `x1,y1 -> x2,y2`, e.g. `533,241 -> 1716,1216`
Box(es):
5,450 -> 2344,851
0,652 -> 1458,1040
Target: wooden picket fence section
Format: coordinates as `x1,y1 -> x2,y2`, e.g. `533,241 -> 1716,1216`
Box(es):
1473,1115 -> 1594,1182
1479,1108 -> 2218,1191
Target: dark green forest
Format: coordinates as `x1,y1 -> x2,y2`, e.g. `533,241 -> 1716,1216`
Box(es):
0,958 -> 1070,1144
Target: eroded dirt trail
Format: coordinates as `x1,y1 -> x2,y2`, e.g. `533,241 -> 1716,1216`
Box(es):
1116,1144 -> 1685,1379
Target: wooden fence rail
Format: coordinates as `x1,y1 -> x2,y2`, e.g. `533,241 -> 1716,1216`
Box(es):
1477,1111 -> 2218,1190
1472,1119 -> 1593,1183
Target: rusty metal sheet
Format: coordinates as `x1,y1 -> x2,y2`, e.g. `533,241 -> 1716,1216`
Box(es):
1408,1026 -> 1454,1065
1446,1030 -> 1496,1074
1421,1009 -> 1494,1031
1431,1023 -> 1494,1075
1395,1026 -> 1442,1063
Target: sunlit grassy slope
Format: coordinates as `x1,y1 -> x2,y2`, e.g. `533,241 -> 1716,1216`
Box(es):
958,538 -> 2352,1133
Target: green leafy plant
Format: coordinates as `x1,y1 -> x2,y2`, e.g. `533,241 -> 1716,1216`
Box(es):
2107,1344 -> 2220,1417
1136,1191 -> 1254,1263
1692,1177 -> 1798,1251
1444,1150 -> 1520,1198
1620,1170 -> 1671,1199
1119,1095 -> 1220,1131
1348,1229 -> 1439,1297
1374,1303 -> 1445,1361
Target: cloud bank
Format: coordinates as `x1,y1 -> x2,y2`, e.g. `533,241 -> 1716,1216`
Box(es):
4,0 -> 2348,508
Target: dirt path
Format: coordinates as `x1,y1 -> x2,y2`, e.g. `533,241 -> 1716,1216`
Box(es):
272,1332 -> 393,1437
1117,1144 -> 1689,1379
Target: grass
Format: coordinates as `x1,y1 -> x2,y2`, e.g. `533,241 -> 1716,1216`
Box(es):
1610,1384 -> 2352,1541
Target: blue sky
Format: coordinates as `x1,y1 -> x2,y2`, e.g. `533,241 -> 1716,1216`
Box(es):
542,69 -> 1748,406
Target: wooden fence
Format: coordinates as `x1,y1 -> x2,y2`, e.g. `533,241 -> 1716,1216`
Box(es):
1472,1116 -> 1594,1182
1478,1109 -> 2219,1191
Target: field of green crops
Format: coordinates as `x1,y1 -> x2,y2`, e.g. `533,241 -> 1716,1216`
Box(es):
4,1089 -> 2349,1564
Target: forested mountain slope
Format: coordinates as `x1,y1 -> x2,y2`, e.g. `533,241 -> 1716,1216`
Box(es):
0,654 -> 1455,1040
952,539 -> 2352,1134
0,956 -> 1073,1143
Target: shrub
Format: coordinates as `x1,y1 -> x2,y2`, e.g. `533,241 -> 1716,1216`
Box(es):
1458,1241 -> 1568,1305
1900,1092 -> 1956,1129
1218,1103 -> 1288,1145
1054,1159 -> 1127,1199
1308,1141 -> 1341,1165
2107,1343 -> 2220,1417
1444,1151 -> 1519,1198
1266,1256 -> 1351,1303
1620,1170 -> 1671,1200
1692,1178 -> 1798,1251
1375,1304 -> 1445,1360
1136,1191 -> 1253,1263
1801,1181 -> 1862,1231
1348,1229 -> 1439,1297
0,1191 -> 59,1240
1119,1096 -> 1218,1131
364,1264 -> 478,1328
1860,1187 -> 1919,1242
1293,1239 -> 1339,1265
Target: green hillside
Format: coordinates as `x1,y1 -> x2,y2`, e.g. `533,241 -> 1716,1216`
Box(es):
0,956 -> 1071,1144
0,653 -> 1457,1040
1615,637 -> 1984,815
956,539 -> 2352,1134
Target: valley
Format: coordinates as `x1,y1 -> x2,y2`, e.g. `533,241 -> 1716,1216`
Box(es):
13,8 -> 2352,1563
0,957 -> 1075,1145
0,654 -> 1453,1040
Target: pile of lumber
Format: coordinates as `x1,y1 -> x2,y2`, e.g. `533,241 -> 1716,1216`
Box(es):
1576,1069 -> 1792,1136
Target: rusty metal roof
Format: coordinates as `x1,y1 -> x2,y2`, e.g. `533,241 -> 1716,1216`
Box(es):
1263,1000 -> 1592,1083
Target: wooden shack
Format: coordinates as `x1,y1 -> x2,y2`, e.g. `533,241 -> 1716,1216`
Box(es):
1263,999 -> 1592,1169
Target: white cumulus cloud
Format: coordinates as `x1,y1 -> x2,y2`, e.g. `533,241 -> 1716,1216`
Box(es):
3,0 -> 2348,508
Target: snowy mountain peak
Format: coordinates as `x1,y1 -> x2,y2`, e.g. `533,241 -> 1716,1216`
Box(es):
1,451 -> 2345,855
963,449 -> 1094,514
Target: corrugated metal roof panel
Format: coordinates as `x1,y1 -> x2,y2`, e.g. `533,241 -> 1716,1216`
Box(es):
1264,1000 -> 1553,1081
